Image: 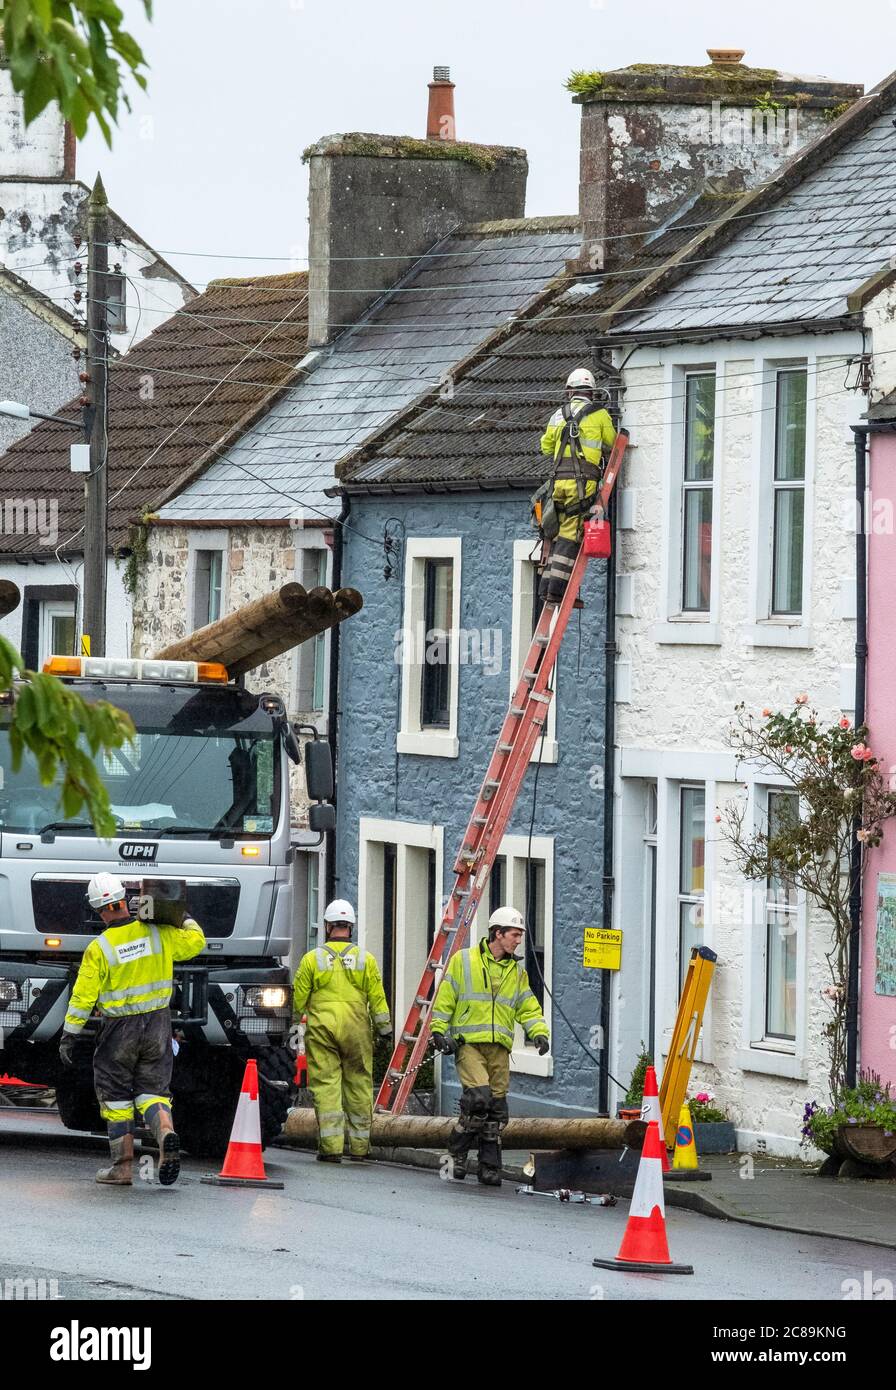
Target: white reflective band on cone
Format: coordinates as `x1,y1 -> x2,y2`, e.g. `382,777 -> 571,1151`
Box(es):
628,1154 -> 665,1220
227,1089 -> 262,1146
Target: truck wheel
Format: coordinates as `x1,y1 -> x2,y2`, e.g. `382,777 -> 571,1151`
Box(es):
174,1102 -> 235,1160
256,1045 -> 293,1149
56,1076 -> 103,1134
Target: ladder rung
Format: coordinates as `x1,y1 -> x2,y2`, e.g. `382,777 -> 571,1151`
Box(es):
472,816 -> 487,826
533,633 -> 549,646
482,780 -> 501,798
522,669 -> 537,682
387,1068 -> 403,1080
401,1031 -> 416,1044
440,921 -> 452,933
510,705 -> 526,716
415,995 -> 430,1008
530,692 -> 550,705
498,742 -> 513,753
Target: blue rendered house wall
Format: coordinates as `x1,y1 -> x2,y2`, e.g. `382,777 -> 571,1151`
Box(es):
336,490 -> 607,1117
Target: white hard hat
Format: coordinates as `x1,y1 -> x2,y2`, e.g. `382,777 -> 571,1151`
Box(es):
323,899 -> 356,925
566,367 -> 596,392
488,905 -> 525,933
87,872 -> 127,911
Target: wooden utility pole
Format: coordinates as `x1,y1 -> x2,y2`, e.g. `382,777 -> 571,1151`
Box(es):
83,174 -> 110,656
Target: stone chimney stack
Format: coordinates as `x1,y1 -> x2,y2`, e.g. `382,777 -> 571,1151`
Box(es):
427,66 -> 456,142
305,72 -> 528,347
573,53 -> 863,269
0,60 -> 75,179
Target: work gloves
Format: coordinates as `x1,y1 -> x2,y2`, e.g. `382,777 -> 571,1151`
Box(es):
58,1034 -> 76,1068
431,1033 -> 459,1056
378,1028 -> 394,1047
534,1037 -> 550,1056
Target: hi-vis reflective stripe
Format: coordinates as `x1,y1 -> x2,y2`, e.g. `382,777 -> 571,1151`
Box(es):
99,978 -> 171,1003
99,997 -> 168,1017
66,1005 -> 92,1019
454,1022 -> 515,1042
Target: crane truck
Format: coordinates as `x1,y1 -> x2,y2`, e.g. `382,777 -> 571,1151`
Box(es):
0,649 -> 336,1156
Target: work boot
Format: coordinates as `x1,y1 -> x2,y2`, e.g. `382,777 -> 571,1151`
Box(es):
96,1133 -> 134,1186
477,1165 -> 502,1188
147,1107 -> 180,1186
316,1152 -> 342,1164
451,1155 -> 468,1180
348,1152 -> 376,1163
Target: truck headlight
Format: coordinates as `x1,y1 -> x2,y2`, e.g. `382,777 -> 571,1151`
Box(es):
244,986 -> 288,1011
0,979 -> 20,1005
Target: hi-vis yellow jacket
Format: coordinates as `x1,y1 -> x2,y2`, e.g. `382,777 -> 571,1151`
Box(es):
63,918 -> 205,1033
431,936 -> 548,1051
292,940 -> 392,1038
540,396 -> 616,482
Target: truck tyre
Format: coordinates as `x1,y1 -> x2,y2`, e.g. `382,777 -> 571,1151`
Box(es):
256,1045 -> 293,1149
56,1075 -> 103,1134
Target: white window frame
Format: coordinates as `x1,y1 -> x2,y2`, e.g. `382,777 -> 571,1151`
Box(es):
473,831 -> 554,1078
650,361 -> 722,646
743,356 -> 816,648
357,816 -> 444,1032
38,600 -> 76,665
187,530 -> 229,631
511,539 -> 557,763
397,537 -> 461,758
736,779 -> 808,1079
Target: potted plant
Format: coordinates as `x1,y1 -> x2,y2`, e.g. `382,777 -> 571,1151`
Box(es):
619,1044 -> 652,1121
688,1090 -> 737,1153
802,1071 -> 896,1177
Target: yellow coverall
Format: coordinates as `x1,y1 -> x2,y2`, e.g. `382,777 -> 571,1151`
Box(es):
292,940 -> 391,1156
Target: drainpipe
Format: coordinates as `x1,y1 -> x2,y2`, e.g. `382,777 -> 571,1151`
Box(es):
599,471 -> 618,1115
325,491 -> 350,903
846,426 -> 869,1088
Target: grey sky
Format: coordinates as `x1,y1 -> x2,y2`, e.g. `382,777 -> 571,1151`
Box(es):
80,0 -> 887,296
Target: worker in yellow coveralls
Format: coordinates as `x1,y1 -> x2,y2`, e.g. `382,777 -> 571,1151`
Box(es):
538,366 -> 616,603
291,899 -> 392,1163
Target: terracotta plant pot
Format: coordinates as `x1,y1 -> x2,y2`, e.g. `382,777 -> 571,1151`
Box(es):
618,1106 -> 642,1123
833,1124 -> 896,1167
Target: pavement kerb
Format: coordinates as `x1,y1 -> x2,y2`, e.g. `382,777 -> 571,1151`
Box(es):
272,1135 -> 896,1248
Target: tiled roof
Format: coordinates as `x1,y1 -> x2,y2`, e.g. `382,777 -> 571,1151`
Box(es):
601,73 -> 896,339
338,195 -> 730,490
157,220 -> 582,523
0,273 -> 309,556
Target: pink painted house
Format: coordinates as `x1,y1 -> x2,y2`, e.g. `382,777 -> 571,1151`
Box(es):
861,398 -> 896,1086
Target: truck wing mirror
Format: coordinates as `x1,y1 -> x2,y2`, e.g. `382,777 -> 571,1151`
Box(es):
308,803 -> 336,833
303,737 -> 334,802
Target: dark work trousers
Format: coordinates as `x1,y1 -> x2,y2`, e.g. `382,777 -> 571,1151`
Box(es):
92,1007 -> 174,1126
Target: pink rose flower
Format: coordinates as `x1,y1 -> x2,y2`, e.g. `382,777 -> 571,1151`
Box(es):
839,717 -> 851,729
863,748 -> 875,762
785,744 -> 793,753
851,745 -> 866,761
762,707 -> 772,717
795,693 -> 809,705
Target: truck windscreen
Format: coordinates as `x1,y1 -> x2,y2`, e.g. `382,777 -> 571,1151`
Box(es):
0,681 -> 280,837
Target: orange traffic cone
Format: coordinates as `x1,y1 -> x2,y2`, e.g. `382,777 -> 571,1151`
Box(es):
592,1121 -> 693,1274
200,1059 -> 285,1190
640,1064 -> 670,1172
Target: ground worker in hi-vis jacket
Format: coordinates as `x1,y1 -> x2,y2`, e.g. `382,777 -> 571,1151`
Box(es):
59,872 -> 205,1187
430,906 -> 549,1187
291,899 -> 392,1163
537,366 -> 616,603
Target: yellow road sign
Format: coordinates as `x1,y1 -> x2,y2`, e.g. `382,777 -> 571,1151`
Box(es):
80,634 -> 90,656
583,926 -> 622,970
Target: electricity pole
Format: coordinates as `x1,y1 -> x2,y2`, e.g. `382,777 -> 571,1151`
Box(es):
83,173 -> 110,657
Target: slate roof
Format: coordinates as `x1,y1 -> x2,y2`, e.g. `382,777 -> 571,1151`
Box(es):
601,73 -> 896,340
0,272 -> 309,557
156,219 -> 582,524
337,194 -> 731,490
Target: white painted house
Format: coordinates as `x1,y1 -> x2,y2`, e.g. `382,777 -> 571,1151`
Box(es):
601,73 -> 896,1152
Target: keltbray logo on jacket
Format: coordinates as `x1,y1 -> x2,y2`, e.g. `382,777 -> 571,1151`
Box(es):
431,936 -> 548,1052
115,937 -> 151,965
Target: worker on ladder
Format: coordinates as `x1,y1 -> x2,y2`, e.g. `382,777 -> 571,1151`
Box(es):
537,367 -> 616,603
430,907 -> 549,1186
291,899 -> 392,1164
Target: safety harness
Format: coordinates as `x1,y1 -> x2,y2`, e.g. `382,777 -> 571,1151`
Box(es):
532,396 -> 604,539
